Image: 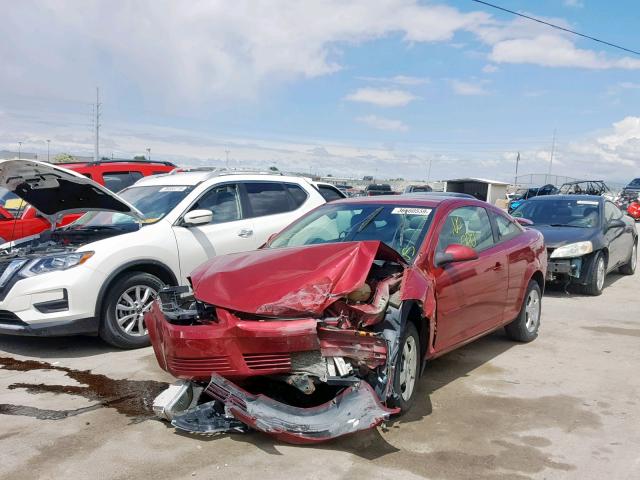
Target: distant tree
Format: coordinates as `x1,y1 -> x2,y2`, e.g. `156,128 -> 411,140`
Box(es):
269,166 -> 279,172
53,153 -> 74,164
327,174 -> 333,177
133,155 -> 147,161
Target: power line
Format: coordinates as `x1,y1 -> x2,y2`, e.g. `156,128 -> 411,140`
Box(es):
470,0 -> 640,56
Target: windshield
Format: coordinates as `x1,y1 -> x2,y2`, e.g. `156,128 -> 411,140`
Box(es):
269,203 -> 435,262
628,178 -> 640,188
72,185 -> 194,227
512,199 -> 600,228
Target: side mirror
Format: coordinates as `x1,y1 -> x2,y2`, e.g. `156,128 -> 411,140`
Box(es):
515,217 -> 534,227
182,209 -> 213,226
434,244 -> 479,268
607,218 -> 625,230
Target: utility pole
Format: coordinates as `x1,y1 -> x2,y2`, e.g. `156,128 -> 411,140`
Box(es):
146,148 -> 151,161
547,129 -> 556,182
17,141 -> 22,159
94,87 -> 101,162
426,158 -> 433,183
46,139 -> 50,162
225,149 -> 230,169
514,151 -> 520,186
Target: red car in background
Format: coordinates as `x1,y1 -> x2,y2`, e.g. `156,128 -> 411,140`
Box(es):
147,195 -> 547,443
0,159 -> 175,242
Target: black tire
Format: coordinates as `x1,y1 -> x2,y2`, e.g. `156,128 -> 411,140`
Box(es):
619,242 -> 637,276
505,280 -> 542,342
581,252 -> 606,296
388,322 -> 420,413
99,272 -> 164,349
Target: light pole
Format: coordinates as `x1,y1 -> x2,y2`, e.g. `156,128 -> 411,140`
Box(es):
426,158 -> 433,183
17,142 -> 22,159
46,139 -> 51,162
146,148 -> 151,161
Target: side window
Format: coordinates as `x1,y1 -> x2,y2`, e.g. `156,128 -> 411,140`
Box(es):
317,185 -> 345,202
494,213 -> 522,242
191,184 -> 240,224
244,182 -> 292,217
437,206 -> 495,253
605,201 -> 622,221
102,172 -> 143,192
284,183 -> 308,208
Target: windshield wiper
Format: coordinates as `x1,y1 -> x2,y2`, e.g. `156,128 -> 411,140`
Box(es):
355,207 -> 384,234
549,224 -> 585,228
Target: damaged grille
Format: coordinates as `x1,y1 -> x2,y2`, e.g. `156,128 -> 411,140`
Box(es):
166,356 -> 232,374
243,353 -> 291,371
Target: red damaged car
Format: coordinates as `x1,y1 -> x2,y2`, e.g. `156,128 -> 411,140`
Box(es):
147,195 -> 546,443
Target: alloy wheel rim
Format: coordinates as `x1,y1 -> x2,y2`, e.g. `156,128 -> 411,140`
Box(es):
399,336 -> 418,401
115,285 -> 157,337
596,257 -> 606,291
524,289 -> 540,332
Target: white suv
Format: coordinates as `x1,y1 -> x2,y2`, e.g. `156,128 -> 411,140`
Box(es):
0,160 -> 327,348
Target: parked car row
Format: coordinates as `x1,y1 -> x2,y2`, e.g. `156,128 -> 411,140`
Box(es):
0,159 -> 635,445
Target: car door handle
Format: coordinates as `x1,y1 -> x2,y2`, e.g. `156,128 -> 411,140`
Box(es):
238,228 -> 253,238
491,262 -> 503,271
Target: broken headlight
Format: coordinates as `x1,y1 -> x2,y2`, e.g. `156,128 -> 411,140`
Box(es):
20,251 -> 94,277
549,241 -> 593,259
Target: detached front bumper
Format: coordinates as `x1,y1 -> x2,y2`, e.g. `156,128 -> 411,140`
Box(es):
159,374 -> 398,444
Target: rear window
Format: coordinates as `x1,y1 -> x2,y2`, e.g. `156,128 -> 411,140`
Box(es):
628,178 -> 640,187
317,185 -> 345,202
244,182 -> 293,217
284,183 -> 309,208
102,172 -> 143,192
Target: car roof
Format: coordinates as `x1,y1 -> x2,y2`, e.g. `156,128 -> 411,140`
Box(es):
527,194 -> 603,202
328,193 -> 482,208
133,170 -> 310,187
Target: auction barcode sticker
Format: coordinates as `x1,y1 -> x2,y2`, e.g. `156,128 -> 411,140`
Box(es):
391,207 -> 432,215
159,186 -> 188,192
577,200 -> 599,205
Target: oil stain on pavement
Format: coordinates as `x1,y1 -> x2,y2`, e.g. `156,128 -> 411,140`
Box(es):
0,356 -> 168,422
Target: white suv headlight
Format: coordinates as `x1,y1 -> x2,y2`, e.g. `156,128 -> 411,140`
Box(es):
550,242 -> 593,259
20,251 -> 94,277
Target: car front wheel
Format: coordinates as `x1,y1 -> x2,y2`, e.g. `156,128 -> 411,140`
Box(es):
505,280 -> 542,342
581,252 -> 606,296
388,322 -> 420,413
99,272 -> 164,349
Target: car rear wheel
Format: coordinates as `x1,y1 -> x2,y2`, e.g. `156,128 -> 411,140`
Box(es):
581,252 -> 606,296
619,242 -> 637,276
99,272 -> 163,349
388,322 -> 420,413
505,280 -> 541,342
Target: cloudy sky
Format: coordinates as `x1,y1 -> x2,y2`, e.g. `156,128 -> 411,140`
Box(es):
1,0 -> 639,182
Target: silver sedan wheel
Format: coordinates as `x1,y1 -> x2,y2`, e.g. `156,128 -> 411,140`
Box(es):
399,335 -> 418,401
115,285 -> 157,337
524,289 -> 541,333
596,256 -> 606,291
631,244 -> 637,271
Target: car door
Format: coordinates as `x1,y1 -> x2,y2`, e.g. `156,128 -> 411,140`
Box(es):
604,201 -> 632,269
172,183 -> 255,280
238,181 -> 312,249
491,211 -> 531,322
432,206 -> 508,351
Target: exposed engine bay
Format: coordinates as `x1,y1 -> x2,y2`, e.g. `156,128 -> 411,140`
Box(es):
148,241 -> 419,443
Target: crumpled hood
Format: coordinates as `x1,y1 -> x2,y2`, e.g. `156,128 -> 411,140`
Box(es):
533,225 -> 599,249
190,241 -> 406,317
0,159 -> 142,223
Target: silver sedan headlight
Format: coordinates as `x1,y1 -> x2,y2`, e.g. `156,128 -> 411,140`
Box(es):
550,241 -> 593,259
20,251 -> 94,277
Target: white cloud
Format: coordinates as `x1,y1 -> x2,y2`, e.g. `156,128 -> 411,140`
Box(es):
356,115 -> 408,131
489,34 -> 640,70
450,80 -> 488,96
345,88 -> 418,107
563,0 -> 584,7
358,75 -> 430,86
482,64 -> 499,73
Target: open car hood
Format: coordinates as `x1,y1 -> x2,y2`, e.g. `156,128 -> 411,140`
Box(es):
190,241 -> 407,317
0,159 -> 142,223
